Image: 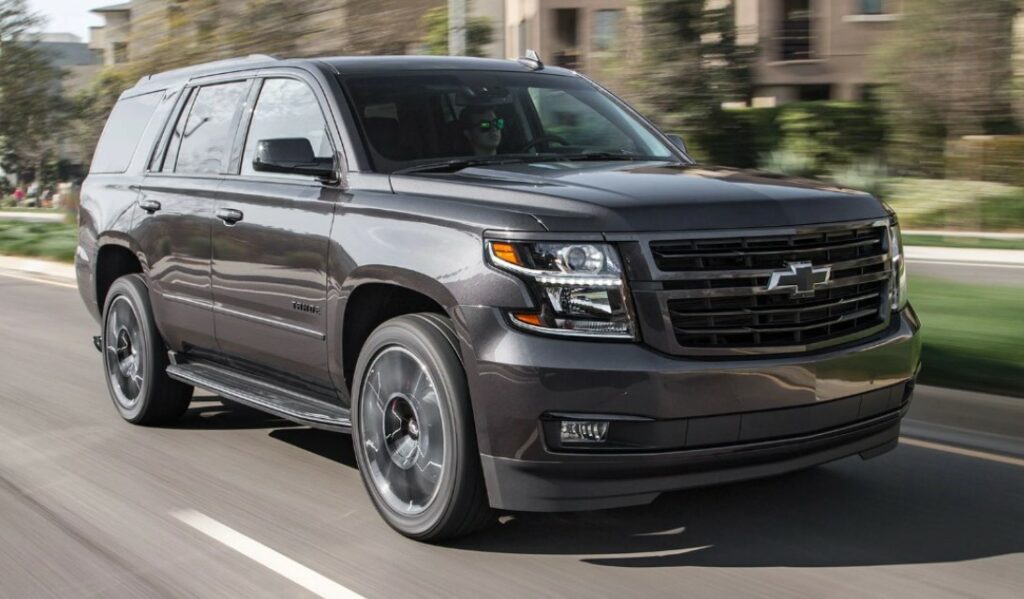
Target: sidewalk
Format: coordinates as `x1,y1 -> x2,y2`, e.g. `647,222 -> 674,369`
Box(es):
904,245 -> 1024,266
0,254 -> 76,284
904,229 -> 1024,240
0,211 -> 65,223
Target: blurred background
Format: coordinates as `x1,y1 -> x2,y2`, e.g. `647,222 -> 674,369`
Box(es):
0,0 -> 1021,399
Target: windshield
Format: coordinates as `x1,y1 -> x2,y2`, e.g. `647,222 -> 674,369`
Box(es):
339,71 -> 679,173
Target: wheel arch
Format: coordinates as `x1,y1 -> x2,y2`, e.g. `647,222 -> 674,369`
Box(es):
334,266 -> 459,395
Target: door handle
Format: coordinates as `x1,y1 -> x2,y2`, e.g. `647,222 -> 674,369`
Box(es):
139,199 -> 162,213
216,208 -> 244,225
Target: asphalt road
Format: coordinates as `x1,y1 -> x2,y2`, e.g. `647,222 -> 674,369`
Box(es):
1,273 -> 1022,599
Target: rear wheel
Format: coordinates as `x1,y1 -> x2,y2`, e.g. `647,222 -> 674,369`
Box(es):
101,274 -> 192,425
352,313 -> 492,541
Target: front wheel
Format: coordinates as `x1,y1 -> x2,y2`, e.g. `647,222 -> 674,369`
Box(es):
351,313 -> 492,541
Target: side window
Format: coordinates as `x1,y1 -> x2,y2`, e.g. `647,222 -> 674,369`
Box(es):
91,91 -> 163,174
174,81 -> 249,175
241,78 -> 333,177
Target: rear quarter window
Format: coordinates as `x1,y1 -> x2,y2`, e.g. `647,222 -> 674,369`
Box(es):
90,91 -> 164,174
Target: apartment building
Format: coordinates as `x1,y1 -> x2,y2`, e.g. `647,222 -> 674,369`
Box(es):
89,2 -> 133,66
504,0 -> 628,80
741,0 -> 902,105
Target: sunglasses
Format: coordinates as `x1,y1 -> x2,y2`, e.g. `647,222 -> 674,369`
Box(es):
473,118 -> 506,132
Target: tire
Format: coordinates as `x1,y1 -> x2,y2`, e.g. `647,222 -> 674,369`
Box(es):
101,274 -> 192,425
351,313 -> 492,541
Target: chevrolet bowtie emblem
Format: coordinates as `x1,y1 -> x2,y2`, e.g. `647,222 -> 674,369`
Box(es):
766,261 -> 831,298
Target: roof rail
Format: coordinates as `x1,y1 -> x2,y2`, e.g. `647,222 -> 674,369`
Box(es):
136,54 -> 281,85
517,49 -> 543,71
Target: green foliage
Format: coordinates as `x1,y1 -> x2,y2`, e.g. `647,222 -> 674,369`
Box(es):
757,150 -> 816,178
829,160 -> 889,199
946,135 -> 1024,187
872,0 -> 1019,175
695,101 -> 886,174
882,178 -> 1024,231
621,1 -> 756,137
0,220 -> 76,262
0,0 -> 69,180
911,276 -> 1024,398
420,5 -> 494,58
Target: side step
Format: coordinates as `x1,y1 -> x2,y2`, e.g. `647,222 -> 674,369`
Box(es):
166,360 -> 351,432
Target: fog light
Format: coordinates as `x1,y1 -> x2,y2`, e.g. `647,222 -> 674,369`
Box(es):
560,420 -> 609,443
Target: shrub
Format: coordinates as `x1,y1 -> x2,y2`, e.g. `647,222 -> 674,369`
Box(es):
757,150 -> 817,178
692,101 -> 886,173
946,135 -> 1024,187
830,160 -> 889,198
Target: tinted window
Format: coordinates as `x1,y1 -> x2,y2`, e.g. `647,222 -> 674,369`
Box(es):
341,72 -> 674,174
241,78 -> 333,177
90,91 -> 163,174
174,81 -> 249,175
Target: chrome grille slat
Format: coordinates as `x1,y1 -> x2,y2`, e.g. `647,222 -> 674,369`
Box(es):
672,307 -> 880,334
668,291 -> 880,318
651,237 -> 880,261
650,223 -> 891,353
654,254 -> 888,281
661,271 -> 891,299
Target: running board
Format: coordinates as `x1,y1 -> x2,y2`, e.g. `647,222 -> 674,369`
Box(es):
166,360 -> 351,432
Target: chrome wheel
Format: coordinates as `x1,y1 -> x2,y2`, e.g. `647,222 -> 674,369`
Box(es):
359,346 -> 447,516
104,295 -> 145,409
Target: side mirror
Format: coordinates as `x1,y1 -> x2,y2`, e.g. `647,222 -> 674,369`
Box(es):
253,138 -> 335,179
666,134 -> 688,154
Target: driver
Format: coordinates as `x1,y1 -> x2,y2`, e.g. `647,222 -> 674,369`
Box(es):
460,106 -> 504,156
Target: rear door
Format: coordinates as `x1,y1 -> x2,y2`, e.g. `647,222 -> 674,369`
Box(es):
138,78 -> 252,352
211,72 -> 343,389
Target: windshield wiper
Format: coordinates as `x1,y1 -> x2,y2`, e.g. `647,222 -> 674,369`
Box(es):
535,151 -> 677,163
393,156 -> 534,175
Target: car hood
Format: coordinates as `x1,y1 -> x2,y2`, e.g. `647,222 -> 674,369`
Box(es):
388,161 -> 887,232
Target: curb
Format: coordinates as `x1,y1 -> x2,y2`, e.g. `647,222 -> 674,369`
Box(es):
0,255 -> 76,284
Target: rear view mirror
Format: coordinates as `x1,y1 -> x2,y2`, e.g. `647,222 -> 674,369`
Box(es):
253,138 -> 335,179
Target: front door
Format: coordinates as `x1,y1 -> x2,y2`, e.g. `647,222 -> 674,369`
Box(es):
211,76 -> 342,389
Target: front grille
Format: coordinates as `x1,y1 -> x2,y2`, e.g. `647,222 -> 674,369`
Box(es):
651,223 -> 891,352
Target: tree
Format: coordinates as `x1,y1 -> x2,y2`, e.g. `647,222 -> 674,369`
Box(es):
420,4 -> 494,57
617,1 -> 755,159
0,0 -> 68,183
873,0 -> 1019,175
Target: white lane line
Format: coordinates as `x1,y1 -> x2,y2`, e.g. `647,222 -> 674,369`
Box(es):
0,270 -> 78,289
172,509 -> 366,599
900,437 -> 1024,467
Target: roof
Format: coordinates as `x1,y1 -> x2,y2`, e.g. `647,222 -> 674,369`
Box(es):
91,2 -> 131,13
132,54 -> 575,93
320,55 -> 573,75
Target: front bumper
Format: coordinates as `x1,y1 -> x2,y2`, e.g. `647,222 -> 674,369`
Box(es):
455,305 -> 922,512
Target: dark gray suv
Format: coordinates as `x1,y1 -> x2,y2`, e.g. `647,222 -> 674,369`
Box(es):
77,54 -> 921,541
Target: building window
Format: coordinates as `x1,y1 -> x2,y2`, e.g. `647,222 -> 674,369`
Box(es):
592,9 -> 623,53
112,42 -> 129,64
551,8 -> 580,69
798,84 -> 831,101
857,0 -> 885,15
780,0 -> 811,61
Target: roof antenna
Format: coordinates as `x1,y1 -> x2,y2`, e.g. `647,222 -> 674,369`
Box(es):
518,49 -> 543,71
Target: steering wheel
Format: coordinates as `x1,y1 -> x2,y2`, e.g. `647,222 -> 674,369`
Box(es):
521,134 -> 571,153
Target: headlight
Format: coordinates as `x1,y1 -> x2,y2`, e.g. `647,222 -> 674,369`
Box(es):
889,222 -> 908,310
486,240 -> 638,339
